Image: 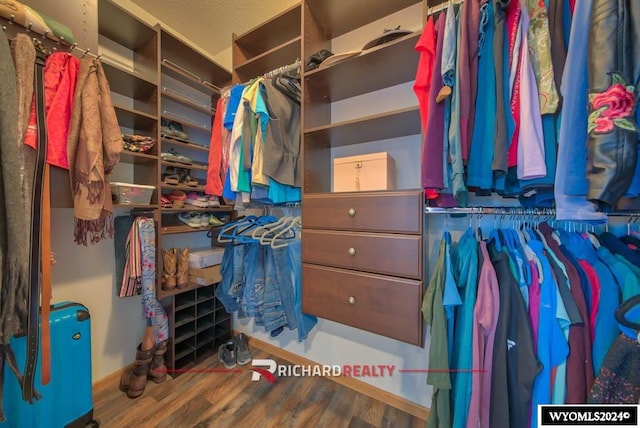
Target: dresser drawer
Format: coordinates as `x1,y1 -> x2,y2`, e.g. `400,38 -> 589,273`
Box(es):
302,264 -> 423,346
303,191 -> 422,234
302,230 -> 422,279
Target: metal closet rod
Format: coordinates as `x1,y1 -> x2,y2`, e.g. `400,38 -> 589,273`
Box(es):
424,206 -> 639,218
426,0 -> 465,17
2,14 -> 101,59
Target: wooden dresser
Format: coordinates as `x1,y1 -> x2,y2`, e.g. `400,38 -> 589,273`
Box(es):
302,190 -> 424,346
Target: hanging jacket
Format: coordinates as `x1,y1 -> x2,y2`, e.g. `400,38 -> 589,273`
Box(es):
586,0 -> 640,207
24,52 -> 79,169
67,58 -> 122,245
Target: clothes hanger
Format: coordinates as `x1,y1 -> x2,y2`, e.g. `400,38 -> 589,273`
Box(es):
236,215 -> 278,243
261,216 -> 297,246
271,216 -> 301,249
251,215 -> 292,240
217,215 -> 258,243
614,295 -> 640,342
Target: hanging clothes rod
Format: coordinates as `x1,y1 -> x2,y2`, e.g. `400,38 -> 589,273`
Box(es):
424,206 -> 639,218
426,0 -> 465,17
1,15 -> 100,59
234,59 -> 302,88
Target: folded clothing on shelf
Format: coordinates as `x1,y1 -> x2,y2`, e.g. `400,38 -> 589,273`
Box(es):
122,134 -> 155,153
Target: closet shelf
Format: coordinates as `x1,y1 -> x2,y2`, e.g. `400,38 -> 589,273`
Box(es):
234,37 -> 301,81
160,137 -> 210,153
161,61 -> 220,96
102,60 -> 157,99
175,343 -> 196,361
113,203 -> 158,209
215,313 -> 231,326
175,328 -> 196,344
114,105 -> 158,130
160,224 -> 210,235
161,207 -> 234,213
161,184 -> 205,192
161,160 -> 208,171
303,106 -> 421,147
98,0 -> 157,51
119,150 -> 158,165
196,319 -> 215,334
196,332 -> 215,347
161,89 -> 214,115
162,112 -> 211,133
233,3 -> 301,56
304,31 -> 421,103
305,0 -> 420,38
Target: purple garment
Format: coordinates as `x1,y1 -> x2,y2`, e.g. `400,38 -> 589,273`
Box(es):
459,0 -> 481,162
422,12 -> 447,190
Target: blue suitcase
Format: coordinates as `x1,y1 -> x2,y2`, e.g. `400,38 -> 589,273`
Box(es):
1,302 -> 96,428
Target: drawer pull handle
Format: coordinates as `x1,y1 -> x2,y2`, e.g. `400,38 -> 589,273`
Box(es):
348,208 -> 356,217
348,296 -> 356,305
347,247 -> 356,256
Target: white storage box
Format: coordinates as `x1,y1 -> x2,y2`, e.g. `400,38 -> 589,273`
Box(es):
188,247 -> 225,269
110,182 -> 155,205
333,152 -> 395,192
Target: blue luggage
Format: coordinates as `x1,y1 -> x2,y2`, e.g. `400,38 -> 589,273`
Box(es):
1,302 -> 97,428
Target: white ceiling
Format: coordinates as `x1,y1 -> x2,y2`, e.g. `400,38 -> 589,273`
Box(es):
130,0 -> 299,57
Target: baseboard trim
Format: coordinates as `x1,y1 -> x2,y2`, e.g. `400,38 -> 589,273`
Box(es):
92,364 -> 132,393
247,335 -> 429,421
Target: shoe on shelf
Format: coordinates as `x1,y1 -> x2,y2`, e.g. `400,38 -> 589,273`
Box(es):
185,192 -> 208,208
161,148 -> 192,165
218,339 -> 237,369
179,212 -> 204,228
207,196 -> 221,207
168,121 -> 190,141
168,190 -> 187,209
209,214 -> 224,227
162,166 -> 180,185
160,195 -> 173,209
235,333 -> 252,365
178,168 -> 199,187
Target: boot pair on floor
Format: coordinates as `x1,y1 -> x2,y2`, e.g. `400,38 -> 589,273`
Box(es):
120,326 -> 168,399
162,247 -> 189,290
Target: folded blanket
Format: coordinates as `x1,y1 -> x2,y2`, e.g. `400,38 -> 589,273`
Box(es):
0,0 -> 75,45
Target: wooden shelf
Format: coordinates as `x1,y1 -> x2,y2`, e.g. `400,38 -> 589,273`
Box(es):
161,206 -> 234,213
215,313 -> 231,326
161,160 -> 208,171
305,32 -> 421,102
305,0 -> 421,38
113,204 -> 157,209
161,183 -> 205,192
114,105 -> 158,130
98,0 -> 157,50
175,312 -> 196,328
162,112 -> 211,133
161,29 -> 231,88
175,342 -> 196,360
102,60 -> 157,100
160,224 -> 211,235
304,106 -> 421,147
161,88 -> 214,115
160,137 -> 209,153
233,3 -> 301,56
161,61 -> 219,95
235,37 -> 301,80
119,150 -> 158,164
158,282 -> 204,300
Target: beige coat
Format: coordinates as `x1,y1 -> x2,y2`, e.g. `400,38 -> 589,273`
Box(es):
67,58 -> 122,244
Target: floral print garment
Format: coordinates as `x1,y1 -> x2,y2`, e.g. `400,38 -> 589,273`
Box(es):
588,73 -> 639,135
137,217 -> 169,343
526,0 -> 559,114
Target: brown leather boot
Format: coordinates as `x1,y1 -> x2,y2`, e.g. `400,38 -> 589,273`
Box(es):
119,326 -> 154,399
162,248 -> 177,290
176,247 -> 190,289
148,339 -> 168,383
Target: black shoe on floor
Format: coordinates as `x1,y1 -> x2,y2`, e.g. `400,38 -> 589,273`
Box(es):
218,339 -> 237,369
235,333 -> 252,365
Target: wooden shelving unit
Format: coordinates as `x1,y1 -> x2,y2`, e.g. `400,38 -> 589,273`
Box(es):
232,3 -> 301,83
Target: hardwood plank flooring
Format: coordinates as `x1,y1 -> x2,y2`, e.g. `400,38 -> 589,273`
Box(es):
94,347 -> 426,428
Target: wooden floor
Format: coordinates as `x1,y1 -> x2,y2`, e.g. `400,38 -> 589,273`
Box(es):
93,347 -> 426,428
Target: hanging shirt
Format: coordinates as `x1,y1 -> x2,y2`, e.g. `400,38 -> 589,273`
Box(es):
451,230 -> 478,428
223,84 -> 245,130
492,0 -> 509,175
423,238 -> 453,428
449,10 -> 467,205
443,233 -> 462,363
467,1 -> 497,190
205,97 -> 225,196
467,241 -> 500,428
414,17 -> 437,129
422,12 -> 447,192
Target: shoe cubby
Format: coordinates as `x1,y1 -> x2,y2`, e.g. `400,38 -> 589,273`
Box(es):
162,283 -> 232,376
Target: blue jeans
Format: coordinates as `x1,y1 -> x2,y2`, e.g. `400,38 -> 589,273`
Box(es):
216,244 -> 245,314
287,240 -> 317,341
241,243 -> 265,324
261,247 -> 288,332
